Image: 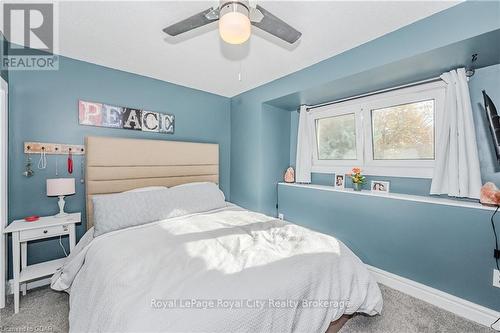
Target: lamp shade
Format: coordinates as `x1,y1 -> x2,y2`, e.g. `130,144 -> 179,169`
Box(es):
47,178 -> 76,197
219,2 -> 251,44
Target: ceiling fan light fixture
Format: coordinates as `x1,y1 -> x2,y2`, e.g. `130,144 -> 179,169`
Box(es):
219,1 -> 251,45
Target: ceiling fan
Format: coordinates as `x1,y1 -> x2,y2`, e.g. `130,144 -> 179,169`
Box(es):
163,1 -> 302,45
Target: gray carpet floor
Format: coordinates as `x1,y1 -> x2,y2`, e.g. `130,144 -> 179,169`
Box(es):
0,284 -> 495,333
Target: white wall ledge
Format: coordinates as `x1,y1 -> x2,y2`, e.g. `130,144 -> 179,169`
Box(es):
279,182 -> 497,212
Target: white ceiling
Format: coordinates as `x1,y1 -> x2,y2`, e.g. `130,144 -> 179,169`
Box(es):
55,1 -> 459,97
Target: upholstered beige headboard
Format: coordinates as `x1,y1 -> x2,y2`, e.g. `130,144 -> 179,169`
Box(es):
85,136 -> 219,230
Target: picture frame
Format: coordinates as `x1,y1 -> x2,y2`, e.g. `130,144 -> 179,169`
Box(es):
334,174 -> 345,189
371,180 -> 390,193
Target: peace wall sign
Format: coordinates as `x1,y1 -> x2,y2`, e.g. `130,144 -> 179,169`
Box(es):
78,100 -> 174,134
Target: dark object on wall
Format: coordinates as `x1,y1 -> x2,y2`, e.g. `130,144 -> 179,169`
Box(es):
78,100 -> 174,134
483,90 -> 500,163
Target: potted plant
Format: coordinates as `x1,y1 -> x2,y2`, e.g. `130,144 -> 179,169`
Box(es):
350,167 -> 366,191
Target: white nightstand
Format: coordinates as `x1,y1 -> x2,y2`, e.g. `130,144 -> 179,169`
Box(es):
3,212 -> 80,313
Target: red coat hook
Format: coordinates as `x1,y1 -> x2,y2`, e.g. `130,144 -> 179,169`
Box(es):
68,148 -> 73,174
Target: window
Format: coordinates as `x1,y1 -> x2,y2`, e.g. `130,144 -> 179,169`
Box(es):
309,81 -> 445,178
316,113 -> 357,160
371,100 -> 435,160
310,103 -> 364,167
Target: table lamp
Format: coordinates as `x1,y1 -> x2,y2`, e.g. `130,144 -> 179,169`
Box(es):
47,178 -> 76,217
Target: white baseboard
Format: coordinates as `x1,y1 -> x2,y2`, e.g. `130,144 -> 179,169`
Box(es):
6,277 -> 51,295
367,265 -> 500,330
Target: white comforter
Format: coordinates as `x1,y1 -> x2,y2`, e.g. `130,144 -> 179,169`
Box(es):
52,205 -> 382,333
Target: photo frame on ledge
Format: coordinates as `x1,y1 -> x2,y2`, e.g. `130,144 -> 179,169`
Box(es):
334,174 -> 345,189
371,180 -> 390,194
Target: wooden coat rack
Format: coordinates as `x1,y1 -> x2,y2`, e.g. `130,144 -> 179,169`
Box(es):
24,142 -> 85,155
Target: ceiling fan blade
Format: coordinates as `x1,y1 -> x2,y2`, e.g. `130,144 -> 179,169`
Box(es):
163,8 -> 219,36
251,5 -> 301,44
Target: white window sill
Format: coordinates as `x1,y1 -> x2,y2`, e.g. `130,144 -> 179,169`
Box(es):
311,165 -> 434,179
278,182 -> 495,212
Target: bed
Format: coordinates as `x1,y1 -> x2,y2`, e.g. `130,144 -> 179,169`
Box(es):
51,136 -> 383,333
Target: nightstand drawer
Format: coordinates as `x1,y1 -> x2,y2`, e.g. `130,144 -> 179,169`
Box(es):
19,224 -> 69,241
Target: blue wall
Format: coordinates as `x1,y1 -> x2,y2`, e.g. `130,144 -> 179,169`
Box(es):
7,54 -> 230,277
278,65 -> 500,311
278,184 -> 500,311
230,1 -> 500,216
260,104 -> 291,217
286,64 -> 500,196
5,0 -> 500,313
230,1 -> 500,311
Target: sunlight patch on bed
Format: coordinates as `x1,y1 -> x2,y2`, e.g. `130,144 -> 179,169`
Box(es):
169,211 -> 343,274
153,210 -> 343,274
182,241 -> 342,274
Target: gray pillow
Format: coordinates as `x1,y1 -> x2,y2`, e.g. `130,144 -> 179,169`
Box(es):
93,182 -> 226,237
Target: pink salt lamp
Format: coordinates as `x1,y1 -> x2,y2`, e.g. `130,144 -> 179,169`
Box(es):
480,182 -> 500,206
284,167 -> 295,183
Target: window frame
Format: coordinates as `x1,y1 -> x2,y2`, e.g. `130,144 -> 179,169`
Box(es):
309,100 -> 364,169
309,81 -> 446,178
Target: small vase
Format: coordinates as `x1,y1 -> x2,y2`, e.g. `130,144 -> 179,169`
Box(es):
353,183 -> 362,191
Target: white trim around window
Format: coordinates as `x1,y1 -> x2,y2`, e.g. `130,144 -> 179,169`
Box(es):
309,81 -> 446,178
308,101 -> 364,168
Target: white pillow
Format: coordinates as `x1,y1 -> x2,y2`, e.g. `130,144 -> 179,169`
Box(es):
125,186 -> 168,193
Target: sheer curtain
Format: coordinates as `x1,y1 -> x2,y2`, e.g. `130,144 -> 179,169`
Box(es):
430,68 -> 482,199
295,105 -> 312,183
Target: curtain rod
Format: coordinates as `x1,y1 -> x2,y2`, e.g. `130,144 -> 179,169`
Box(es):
299,75 -> 445,112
